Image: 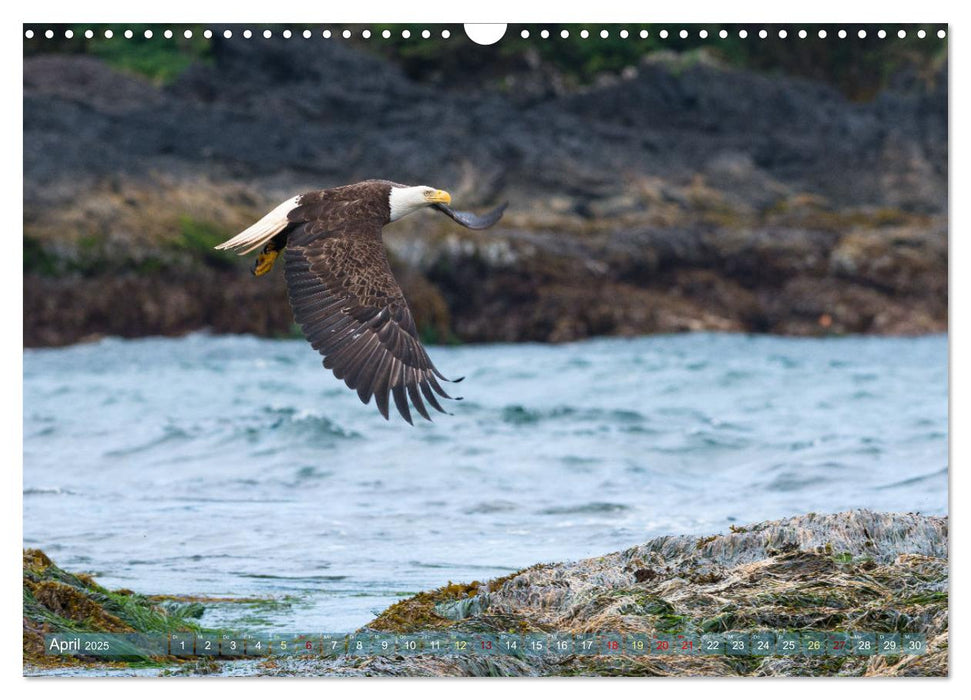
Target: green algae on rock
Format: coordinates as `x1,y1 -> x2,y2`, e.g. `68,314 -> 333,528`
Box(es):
22,549 -> 219,669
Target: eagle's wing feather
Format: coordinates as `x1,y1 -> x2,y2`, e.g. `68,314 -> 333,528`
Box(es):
284,222 -> 453,424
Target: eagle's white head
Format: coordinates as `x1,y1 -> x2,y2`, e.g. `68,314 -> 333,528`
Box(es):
389,185 -> 451,222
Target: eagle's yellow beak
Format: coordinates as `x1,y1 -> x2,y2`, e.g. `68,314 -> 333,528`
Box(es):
425,189 -> 451,205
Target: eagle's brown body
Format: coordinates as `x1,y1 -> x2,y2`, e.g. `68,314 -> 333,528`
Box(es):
216,179 -> 506,424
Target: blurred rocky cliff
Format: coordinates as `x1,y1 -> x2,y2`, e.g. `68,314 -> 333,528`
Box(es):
23,34 -> 947,346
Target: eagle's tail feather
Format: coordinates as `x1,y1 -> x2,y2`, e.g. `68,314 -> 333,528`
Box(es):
214,195 -> 301,255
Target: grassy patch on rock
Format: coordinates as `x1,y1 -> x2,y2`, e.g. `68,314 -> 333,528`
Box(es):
26,24 -> 212,84
172,216 -> 239,270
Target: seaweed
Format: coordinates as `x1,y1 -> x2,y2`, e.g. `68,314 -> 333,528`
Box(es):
368,581 -> 483,633
22,549 -> 224,669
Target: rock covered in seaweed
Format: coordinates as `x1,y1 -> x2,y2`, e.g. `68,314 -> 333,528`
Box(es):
268,510 -> 948,677
22,549 -> 209,669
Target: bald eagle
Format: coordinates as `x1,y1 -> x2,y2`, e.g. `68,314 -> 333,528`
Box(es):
215,180 -> 506,424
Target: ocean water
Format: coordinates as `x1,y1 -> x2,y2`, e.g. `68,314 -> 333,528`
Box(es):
23,333 -> 948,632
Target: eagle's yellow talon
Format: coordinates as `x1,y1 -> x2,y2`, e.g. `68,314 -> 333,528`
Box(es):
252,248 -> 279,276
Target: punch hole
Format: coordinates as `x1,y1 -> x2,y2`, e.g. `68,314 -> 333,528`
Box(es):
464,24 -> 507,46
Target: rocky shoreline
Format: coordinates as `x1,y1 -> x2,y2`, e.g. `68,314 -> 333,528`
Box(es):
24,510 -> 948,677
23,41 -> 947,347
23,211 -> 949,347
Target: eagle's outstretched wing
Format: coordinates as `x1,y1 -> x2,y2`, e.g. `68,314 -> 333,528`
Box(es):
284,223 -> 458,424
